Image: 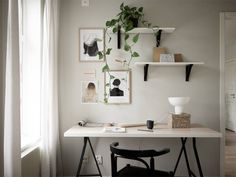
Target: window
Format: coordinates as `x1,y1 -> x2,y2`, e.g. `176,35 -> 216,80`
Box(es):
19,0 -> 42,151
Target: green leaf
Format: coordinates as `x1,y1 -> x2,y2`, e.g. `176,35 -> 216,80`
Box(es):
132,52 -> 140,57
138,7 -> 143,12
105,83 -> 110,87
124,44 -> 131,51
120,2 -> 124,10
106,48 -> 112,55
110,75 -> 115,79
110,19 -> 117,26
97,51 -> 103,59
112,27 -> 118,33
125,33 -> 129,40
104,98 -> 108,103
132,33 -> 139,43
102,64 -> 110,72
106,21 -> 111,27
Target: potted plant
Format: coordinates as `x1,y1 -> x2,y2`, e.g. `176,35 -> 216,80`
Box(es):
97,3 -> 152,103
105,3 -> 149,49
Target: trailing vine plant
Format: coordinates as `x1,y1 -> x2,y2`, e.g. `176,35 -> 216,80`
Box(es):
97,3 -> 153,103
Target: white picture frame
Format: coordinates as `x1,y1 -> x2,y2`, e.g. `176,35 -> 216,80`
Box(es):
104,70 -> 131,104
81,81 -> 99,104
79,28 -> 104,62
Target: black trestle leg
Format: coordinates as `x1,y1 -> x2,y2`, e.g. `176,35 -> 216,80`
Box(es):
76,137 -> 88,177
76,137 -> 103,177
193,138 -> 204,177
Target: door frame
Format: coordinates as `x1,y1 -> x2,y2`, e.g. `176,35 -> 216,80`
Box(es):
220,12 -> 236,177
219,12 -> 225,177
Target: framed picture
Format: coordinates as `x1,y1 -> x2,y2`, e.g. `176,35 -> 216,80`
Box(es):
81,81 -> 99,104
79,28 -> 104,62
104,70 -> 131,104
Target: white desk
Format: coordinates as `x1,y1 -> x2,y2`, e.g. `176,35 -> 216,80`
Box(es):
64,124 -> 221,177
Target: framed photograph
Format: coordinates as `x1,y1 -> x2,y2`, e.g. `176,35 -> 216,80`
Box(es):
105,70 -> 131,104
81,81 -> 99,104
79,28 -> 104,62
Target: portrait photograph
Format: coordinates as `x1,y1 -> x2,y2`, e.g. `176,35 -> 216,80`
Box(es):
81,81 -> 99,104
79,28 -> 104,62
105,70 -> 131,104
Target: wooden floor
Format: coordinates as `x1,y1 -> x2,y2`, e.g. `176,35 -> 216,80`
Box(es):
225,129 -> 236,177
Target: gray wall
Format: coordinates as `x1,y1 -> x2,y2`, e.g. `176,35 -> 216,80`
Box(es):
0,0 -> 8,176
21,148 -> 41,177
58,0 -> 236,176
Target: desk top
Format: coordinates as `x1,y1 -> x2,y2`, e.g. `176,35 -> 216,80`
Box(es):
64,124 -> 222,138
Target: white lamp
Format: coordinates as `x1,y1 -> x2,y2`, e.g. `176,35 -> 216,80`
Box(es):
168,97 -> 190,114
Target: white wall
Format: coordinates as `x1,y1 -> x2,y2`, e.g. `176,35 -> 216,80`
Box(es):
58,0 -> 236,176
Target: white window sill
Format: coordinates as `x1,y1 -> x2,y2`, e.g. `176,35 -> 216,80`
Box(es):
21,140 -> 41,158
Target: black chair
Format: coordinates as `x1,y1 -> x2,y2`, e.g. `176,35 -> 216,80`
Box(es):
110,142 -> 174,177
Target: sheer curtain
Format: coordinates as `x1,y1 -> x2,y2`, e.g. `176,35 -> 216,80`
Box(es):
3,0 -> 21,176
41,0 -> 62,176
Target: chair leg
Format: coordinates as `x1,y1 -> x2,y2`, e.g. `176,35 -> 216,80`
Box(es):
111,153 -> 117,177
150,157 -> 155,171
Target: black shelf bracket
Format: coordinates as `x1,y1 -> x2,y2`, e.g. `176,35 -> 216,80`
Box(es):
144,64 -> 149,81
186,64 -> 193,82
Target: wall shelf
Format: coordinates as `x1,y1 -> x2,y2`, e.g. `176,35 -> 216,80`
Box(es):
135,62 -> 204,81
108,27 -> 176,34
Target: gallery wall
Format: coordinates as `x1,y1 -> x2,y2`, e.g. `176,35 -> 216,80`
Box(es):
58,0 -> 236,176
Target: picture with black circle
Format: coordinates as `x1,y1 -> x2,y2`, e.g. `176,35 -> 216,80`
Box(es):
110,79 -> 124,97
105,70 -> 130,104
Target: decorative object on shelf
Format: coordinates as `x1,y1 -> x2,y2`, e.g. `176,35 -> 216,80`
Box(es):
174,53 -> 183,62
153,47 -> 166,62
160,54 -> 175,62
81,81 -> 99,104
104,70 -> 131,104
105,3 -> 149,49
168,97 -> 190,114
168,113 -> 191,128
79,28 -> 104,62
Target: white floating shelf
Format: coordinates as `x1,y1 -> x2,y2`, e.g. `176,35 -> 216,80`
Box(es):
108,27 -> 175,34
135,62 -> 204,81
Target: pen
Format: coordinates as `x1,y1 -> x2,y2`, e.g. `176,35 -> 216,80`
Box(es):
137,129 -> 153,132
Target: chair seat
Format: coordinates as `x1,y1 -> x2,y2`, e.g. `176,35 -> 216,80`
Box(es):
117,165 -> 171,177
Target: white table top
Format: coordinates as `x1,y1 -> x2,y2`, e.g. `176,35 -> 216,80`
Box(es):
64,124 -> 222,138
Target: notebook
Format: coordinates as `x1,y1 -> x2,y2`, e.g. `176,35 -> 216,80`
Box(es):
103,127 -> 126,133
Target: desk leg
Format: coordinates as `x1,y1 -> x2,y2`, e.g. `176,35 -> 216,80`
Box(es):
173,138 -> 192,177
76,137 -> 102,177
173,138 -> 203,177
193,138 -> 203,177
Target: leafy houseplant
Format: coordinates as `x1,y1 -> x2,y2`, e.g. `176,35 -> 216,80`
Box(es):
97,3 -> 152,103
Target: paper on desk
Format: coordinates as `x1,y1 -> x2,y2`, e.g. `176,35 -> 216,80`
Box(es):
103,127 -> 126,133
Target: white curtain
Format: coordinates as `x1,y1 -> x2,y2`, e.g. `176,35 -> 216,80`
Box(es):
3,0 -> 21,176
41,0 -> 62,176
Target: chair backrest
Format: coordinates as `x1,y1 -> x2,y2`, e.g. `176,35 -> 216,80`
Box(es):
110,142 -> 170,158
110,142 -> 171,177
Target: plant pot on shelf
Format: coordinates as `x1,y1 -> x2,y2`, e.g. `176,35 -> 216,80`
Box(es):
129,17 -> 139,27
153,47 -> 166,62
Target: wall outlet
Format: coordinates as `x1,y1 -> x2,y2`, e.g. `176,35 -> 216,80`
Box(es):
95,155 -> 103,165
81,0 -> 89,7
